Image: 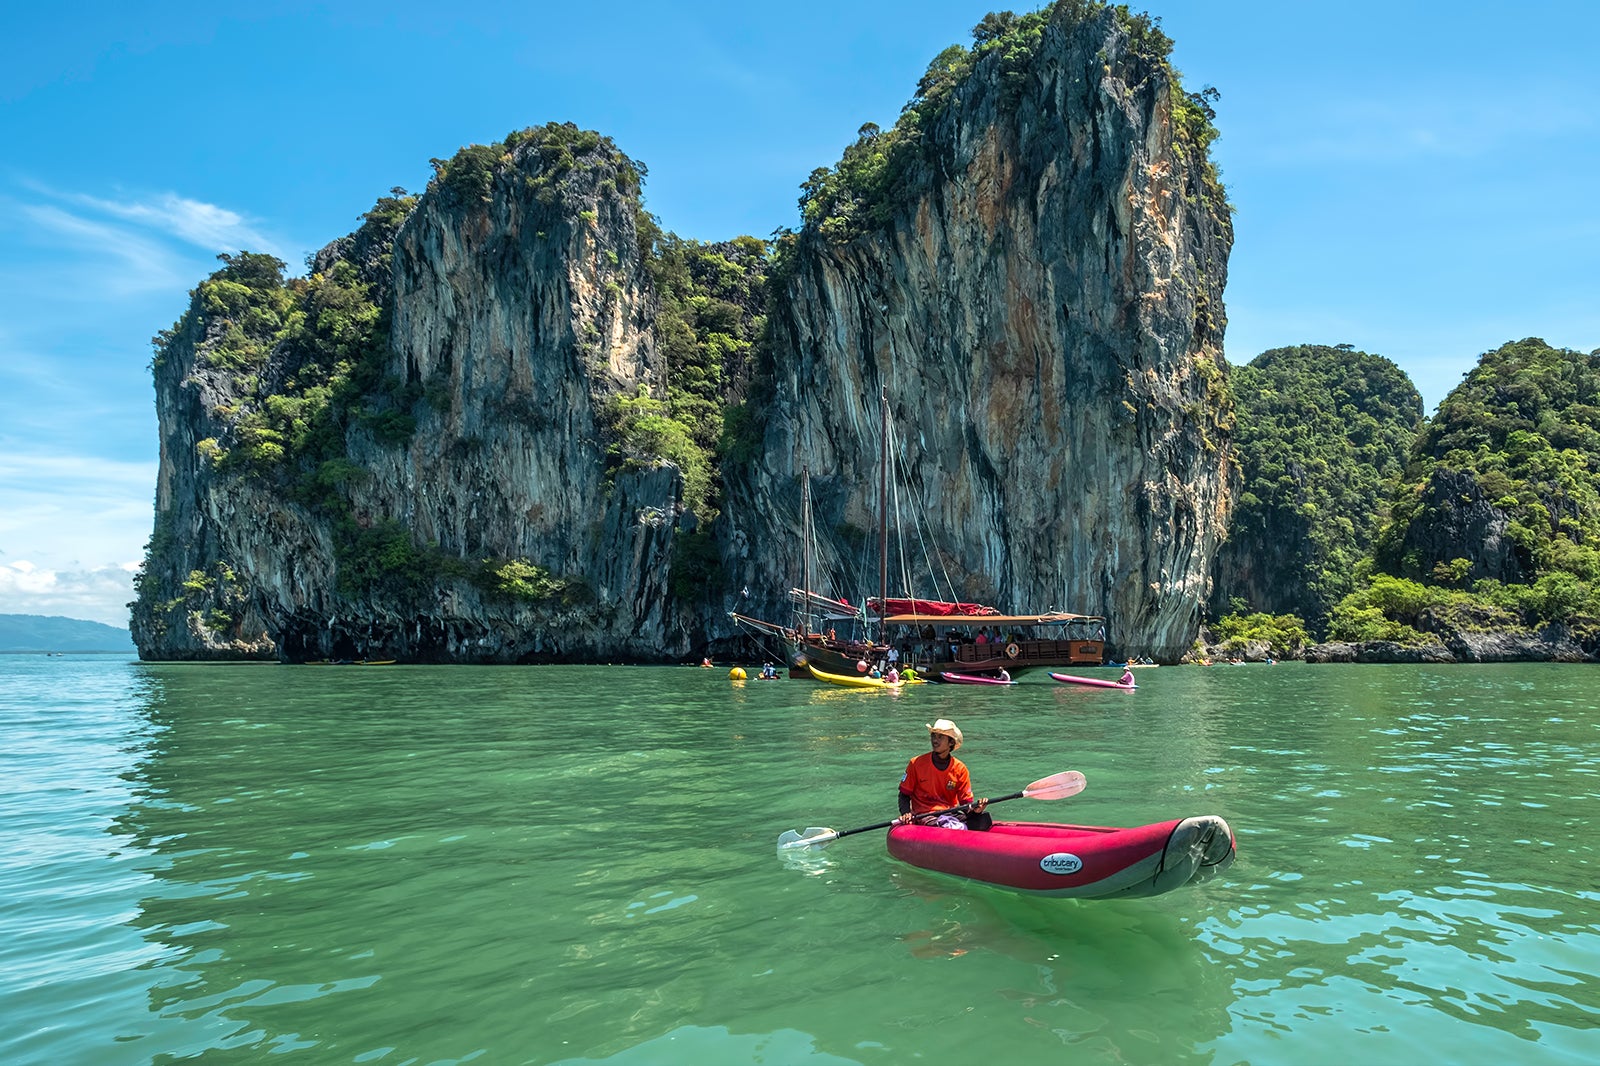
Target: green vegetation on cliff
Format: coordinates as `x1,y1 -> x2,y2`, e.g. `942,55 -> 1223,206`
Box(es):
155,184 -> 420,480
1368,338 -> 1600,630
795,2 -> 1223,243
1204,610 -> 1309,659
617,231 -> 770,525
1322,573 -> 1528,645
1213,344 -> 1422,632
430,123 -> 644,208
632,232 -> 772,597
1215,338 -> 1600,649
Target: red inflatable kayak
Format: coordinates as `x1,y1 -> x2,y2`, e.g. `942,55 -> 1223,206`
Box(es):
886,816 -> 1235,898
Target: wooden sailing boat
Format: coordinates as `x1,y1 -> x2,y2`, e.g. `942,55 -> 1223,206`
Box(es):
729,463 -> 890,678
731,388 -> 1106,679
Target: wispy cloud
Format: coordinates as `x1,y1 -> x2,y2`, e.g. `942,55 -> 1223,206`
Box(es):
16,201 -> 192,294
0,560 -> 136,629
0,449 -> 156,626
16,177 -> 284,254
65,189 -> 279,254
1,179 -> 289,303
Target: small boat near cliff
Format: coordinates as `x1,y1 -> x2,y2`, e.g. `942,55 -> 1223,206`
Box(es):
304,658 -> 397,666
1051,671 -> 1135,690
806,664 -> 903,690
939,671 -> 1016,686
886,816 -> 1235,899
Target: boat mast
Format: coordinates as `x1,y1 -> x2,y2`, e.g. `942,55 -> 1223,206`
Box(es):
878,385 -> 888,642
801,465 -> 812,637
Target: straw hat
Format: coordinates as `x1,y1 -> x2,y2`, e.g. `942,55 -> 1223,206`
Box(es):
926,719 -> 963,749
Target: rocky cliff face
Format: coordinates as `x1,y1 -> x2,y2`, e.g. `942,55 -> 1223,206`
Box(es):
132,5 -> 1233,663
723,7 -> 1233,660
133,131 -> 686,661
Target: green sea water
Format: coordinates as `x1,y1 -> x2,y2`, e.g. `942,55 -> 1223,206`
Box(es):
2,655 -> 1596,1064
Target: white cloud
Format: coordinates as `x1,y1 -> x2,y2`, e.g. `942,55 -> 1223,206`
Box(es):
2,180 -> 290,305
0,560 -> 136,628
15,201 -> 192,295
67,189 -> 280,255
0,450 -> 155,626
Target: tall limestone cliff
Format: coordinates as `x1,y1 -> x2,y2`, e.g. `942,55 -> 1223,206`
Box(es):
723,5 -> 1233,660
131,3 -> 1233,663
132,128 -> 685,661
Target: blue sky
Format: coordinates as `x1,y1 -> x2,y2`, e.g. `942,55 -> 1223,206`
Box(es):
2,1 -> 1596,627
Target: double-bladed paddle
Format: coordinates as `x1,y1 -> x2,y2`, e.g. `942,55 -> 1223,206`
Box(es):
776,769 -> 1087,850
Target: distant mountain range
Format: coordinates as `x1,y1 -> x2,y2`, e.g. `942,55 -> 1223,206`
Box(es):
0,614 -> 136,652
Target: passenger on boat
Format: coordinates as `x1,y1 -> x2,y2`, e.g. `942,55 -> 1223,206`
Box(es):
1120,668 -> 1135,686
996,667 -> 1011,683
885,665 -> 900,684
760,662 -> 779,679
896,719 -> 991,831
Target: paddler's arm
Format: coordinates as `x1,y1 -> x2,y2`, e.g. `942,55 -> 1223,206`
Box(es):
896,791 -> 913,824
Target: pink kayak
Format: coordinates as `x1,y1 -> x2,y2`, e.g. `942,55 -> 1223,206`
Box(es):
939,671 -> 1016,686
887,816 -> 1235,898
1050,671 -> 1136,690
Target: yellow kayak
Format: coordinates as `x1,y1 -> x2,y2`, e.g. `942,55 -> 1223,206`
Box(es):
807,665 -> 903,689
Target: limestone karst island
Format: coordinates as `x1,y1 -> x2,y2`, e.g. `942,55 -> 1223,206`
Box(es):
129,2 -> 1600,666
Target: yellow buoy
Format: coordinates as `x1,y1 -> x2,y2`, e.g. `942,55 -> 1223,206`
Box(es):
729,667 -> 747,680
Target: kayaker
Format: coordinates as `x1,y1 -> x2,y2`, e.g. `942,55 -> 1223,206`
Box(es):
895,719 -> 991,831
1119,668 -> 1135,686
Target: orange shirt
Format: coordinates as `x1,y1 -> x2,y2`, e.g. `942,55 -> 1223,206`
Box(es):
899,752 -> 973,813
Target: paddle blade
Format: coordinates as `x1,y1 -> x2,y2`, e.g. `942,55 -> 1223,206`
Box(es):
1021,770 -> 1087,800
777,826 -> 839,850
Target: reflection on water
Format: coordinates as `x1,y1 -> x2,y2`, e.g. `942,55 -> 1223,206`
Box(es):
2,659 -> 1598,1063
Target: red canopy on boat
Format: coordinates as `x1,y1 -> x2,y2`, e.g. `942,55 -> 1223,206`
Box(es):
866,597 -> 999,617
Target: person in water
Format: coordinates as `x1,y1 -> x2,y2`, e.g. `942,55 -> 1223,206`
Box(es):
896,719 -> 991,831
